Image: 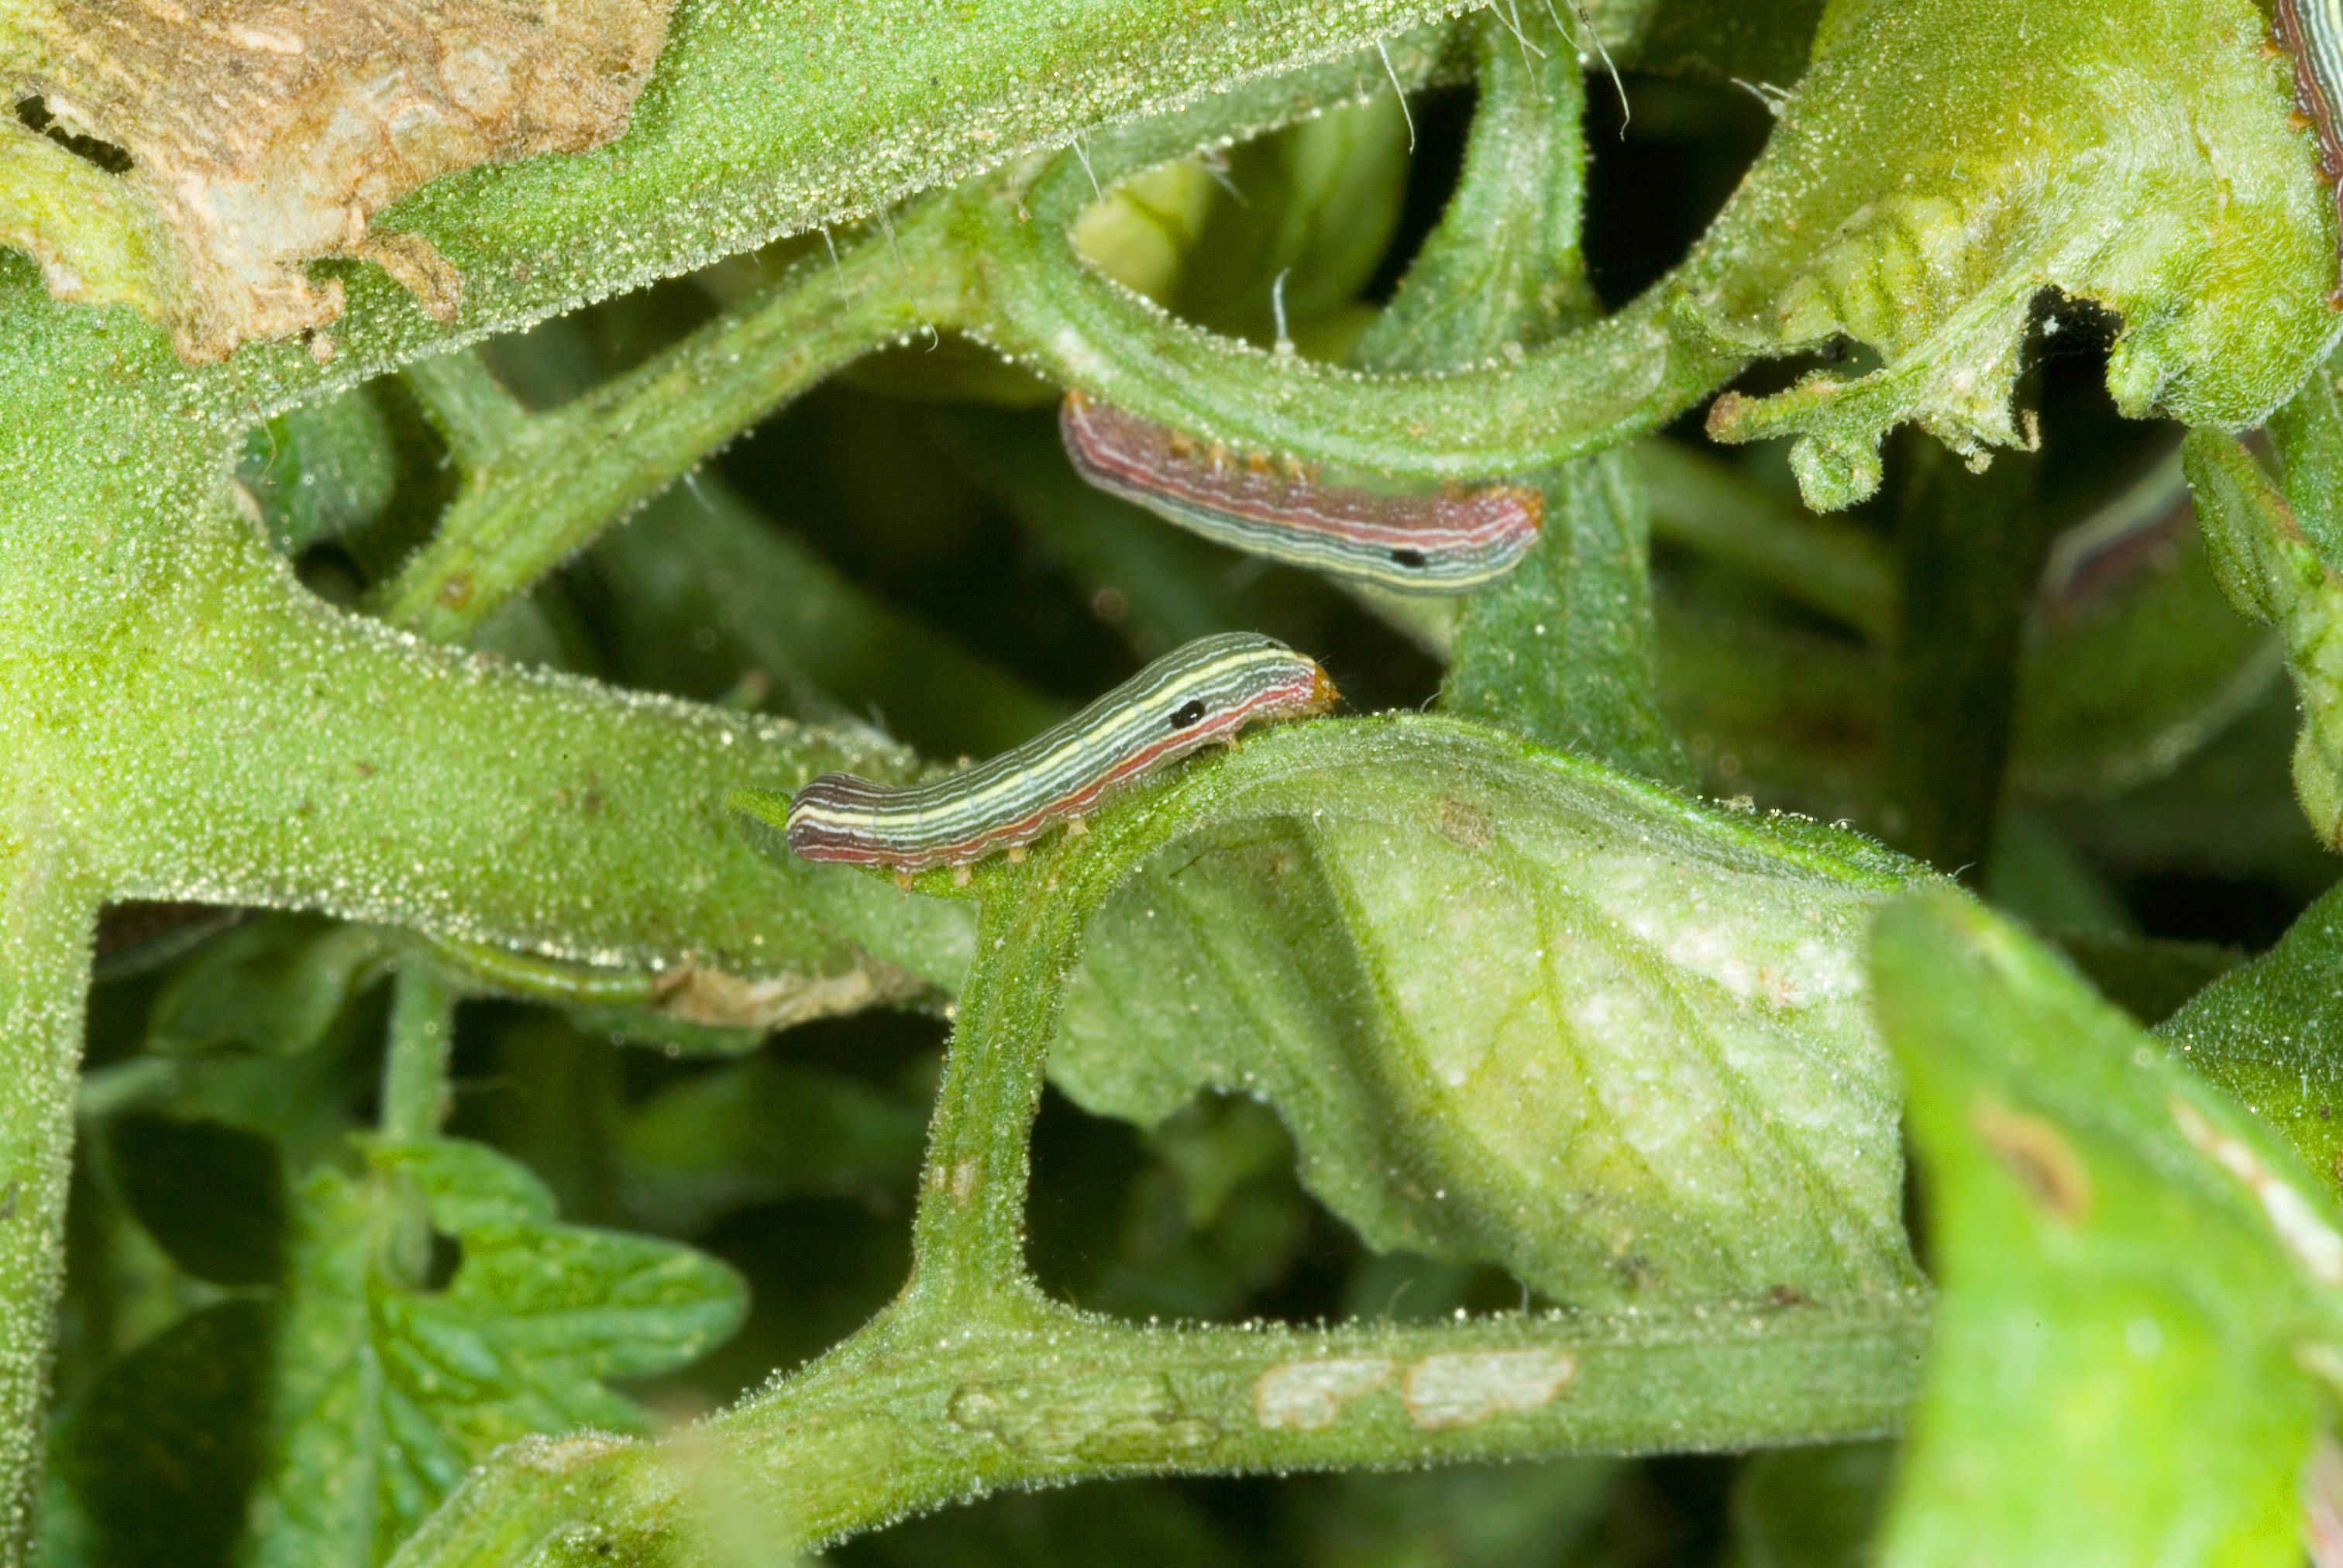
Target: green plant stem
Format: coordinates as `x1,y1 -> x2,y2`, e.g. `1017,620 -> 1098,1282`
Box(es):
75,518 -> 973,997
389,804 -> 1934,1566
416,933 -> 660,1007
404,349 -> 532,469
379,964 -> 458,1289
902,882 -> 1075,1317
0,834 -> 98,1568
1638,441 -> 1898,642
382,964 -> 458,1145
1879,435 -> 2049,876
2187,385 -> 2343,849
748,1285 -> 1933,1540
959,41 -> 1749,480
429,1290 -> 1924,1568
373,203 -> 973,642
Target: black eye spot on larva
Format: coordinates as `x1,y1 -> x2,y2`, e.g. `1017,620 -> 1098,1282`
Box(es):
1389,548 -> 1428,569
1168,699 -> 1208,730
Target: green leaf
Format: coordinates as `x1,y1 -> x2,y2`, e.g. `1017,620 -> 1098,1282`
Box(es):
146,915 -> 389,1058
617,1057 -> 927,1235
1443,449 -> 1697,787
1051,714 -> 1929,1306
2158,879 -> 2343,1195
237,385 -> 400,556
57,1299 -> 274,1568
1162,97 -> 1409,350
241,1137 -> 747,1567
1870,889 -> 2343,1566
1720,1442 -> 1894,1568
97,1113 -> 287,1287
1701,0 -> 2332,507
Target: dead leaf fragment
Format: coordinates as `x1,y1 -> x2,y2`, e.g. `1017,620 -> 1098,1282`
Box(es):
653,954 -> 929,1030
5,0 -> 675,359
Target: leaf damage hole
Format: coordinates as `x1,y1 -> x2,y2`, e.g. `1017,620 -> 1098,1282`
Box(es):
15,96 -> 132,174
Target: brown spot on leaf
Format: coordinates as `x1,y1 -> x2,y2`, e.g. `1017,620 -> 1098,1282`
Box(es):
1433,796 -> 1490,848
9,0 -> 675,359
1973,1097 -> 2091,1222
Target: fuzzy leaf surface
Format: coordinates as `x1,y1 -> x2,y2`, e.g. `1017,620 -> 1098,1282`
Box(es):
1051,715 -> 1928,1308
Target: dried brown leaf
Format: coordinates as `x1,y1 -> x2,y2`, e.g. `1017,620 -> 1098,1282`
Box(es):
5,0 -> 673,359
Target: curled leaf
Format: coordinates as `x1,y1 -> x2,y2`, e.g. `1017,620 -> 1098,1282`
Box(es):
1694,0 -> 2334,508
1051,715 -> 1930,1308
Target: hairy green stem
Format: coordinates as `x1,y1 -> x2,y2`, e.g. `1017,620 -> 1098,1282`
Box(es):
373,203 -> 973,642
71,516 -> 972,999
404,349 -> 532,469
378,964 -> 458,1290
958,37 -> 1748,480
388,794 -> 1934,1566
901,878 -> 1079,1319
387,1270 -> 1931,1567
1381,12 -> 1688,784
381,964 -> 458,1146
0,831 -> 97,1568
2186,421 -> 2343,848
708,1287 -> 1931,1554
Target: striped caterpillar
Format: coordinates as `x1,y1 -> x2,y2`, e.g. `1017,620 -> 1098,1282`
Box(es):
769,632 -> 1337,885
2276,0 -> 2343,307
1060,393 -> 1544,593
